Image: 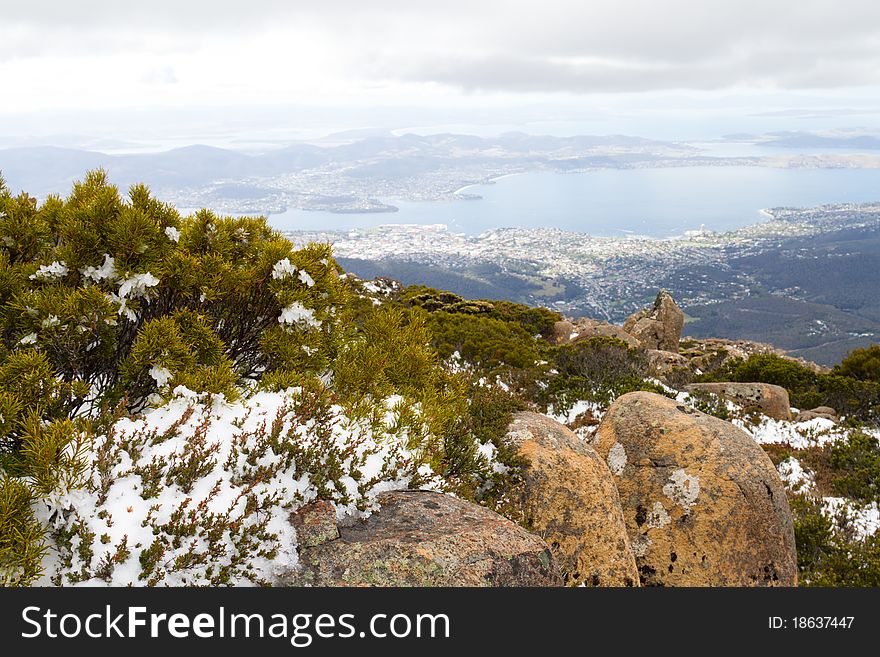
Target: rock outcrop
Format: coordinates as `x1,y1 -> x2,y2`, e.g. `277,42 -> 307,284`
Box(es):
291,491 -> 563,587
289,500 -> 340,548
679,338 -> 829,375
552,319 -> 577,345
594,392 -> 798,587
505,412 -> 639,586
685,382 -> 792,421
645,349 -> 691,379
572,318 -> 642,349
552,318 -> 641,349
623,290 -> 684,352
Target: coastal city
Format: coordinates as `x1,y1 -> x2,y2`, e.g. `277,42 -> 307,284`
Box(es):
288,203 -> 880,318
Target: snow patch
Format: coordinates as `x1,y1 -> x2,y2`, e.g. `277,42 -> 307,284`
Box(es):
278,302 -> 321,329
736,415 -> 841,449
19,332 -> 37,345
777,457 -> 814,493
30,260 -> 69,280
477,441 -> 508,474
82,254 -> 116,282
35,388 -> 429,586
822,498 -> 880,540
271,258 -> 298,279
117,272 -> 160,300
149,365 -> 173,388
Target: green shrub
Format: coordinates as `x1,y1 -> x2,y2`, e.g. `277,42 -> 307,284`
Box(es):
709,354 -> 818,400
439,380 -> 527,504
0,173 -> 505,586
120,310 -> 239,408
489,300 -> 562,339
2,171 -> 348,408
818,375 -> 880,421
829,431 -> 880,504
835,344 -> 880,382
791,495 -> 880,586
426,311 -> 543,372
685,389 -> 731,420
400,285 -> 562,338
540,336 -> 669,411
704,353 -> 880,421
0,475 -> 47,586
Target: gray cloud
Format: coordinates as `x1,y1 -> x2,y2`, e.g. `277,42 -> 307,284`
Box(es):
3,0 -> 880,93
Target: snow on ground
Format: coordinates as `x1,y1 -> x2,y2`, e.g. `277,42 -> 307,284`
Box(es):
776,458 -> 878,539
734,415 -> 843,449
822,498 -> 880,540
546,399 -> 604,443
34,387 -> 438,587
548,399 -> 603,426
777,457 -> 815,493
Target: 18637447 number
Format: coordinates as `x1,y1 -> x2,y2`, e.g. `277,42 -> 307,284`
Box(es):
769,617 -> 854,630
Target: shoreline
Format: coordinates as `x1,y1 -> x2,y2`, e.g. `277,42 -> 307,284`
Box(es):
452,172 -> 526,196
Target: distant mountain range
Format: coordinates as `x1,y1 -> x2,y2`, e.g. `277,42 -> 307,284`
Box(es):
0,132 -> 682,201
725,130 -> 880,150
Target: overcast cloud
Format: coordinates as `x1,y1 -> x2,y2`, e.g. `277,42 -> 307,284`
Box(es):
2,0 -> 880,115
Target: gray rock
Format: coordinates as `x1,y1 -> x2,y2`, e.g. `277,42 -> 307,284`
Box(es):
623,290 -> 684,352
685,382 -> 792,421
289,500 -> 339,548
289,491 -> 563,587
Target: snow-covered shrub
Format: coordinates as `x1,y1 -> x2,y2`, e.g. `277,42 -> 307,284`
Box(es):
38,387 -> 428,586
120,310 -> 239,408
2,171 -> 345,410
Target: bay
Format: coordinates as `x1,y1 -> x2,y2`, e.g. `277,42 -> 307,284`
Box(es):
264,166 -> 880,237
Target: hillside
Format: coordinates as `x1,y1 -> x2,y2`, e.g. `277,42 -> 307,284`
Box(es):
325,205 -> 880,366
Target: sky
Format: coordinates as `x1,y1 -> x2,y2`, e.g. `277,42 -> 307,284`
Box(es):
2,0 -> 880,144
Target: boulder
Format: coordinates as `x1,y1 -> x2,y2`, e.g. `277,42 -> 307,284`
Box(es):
685,382 -> 792,421
594,392 -> 798,587
795,406 -> 838,423
291,491 -> 563,587
623,290 -> 684,352
289,500 -> 339,548
572,318 -> 641,349
505,412 -> 639,587
646,349 -> 691,379
552,318 -> 641,349
551,320 -> 576,345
